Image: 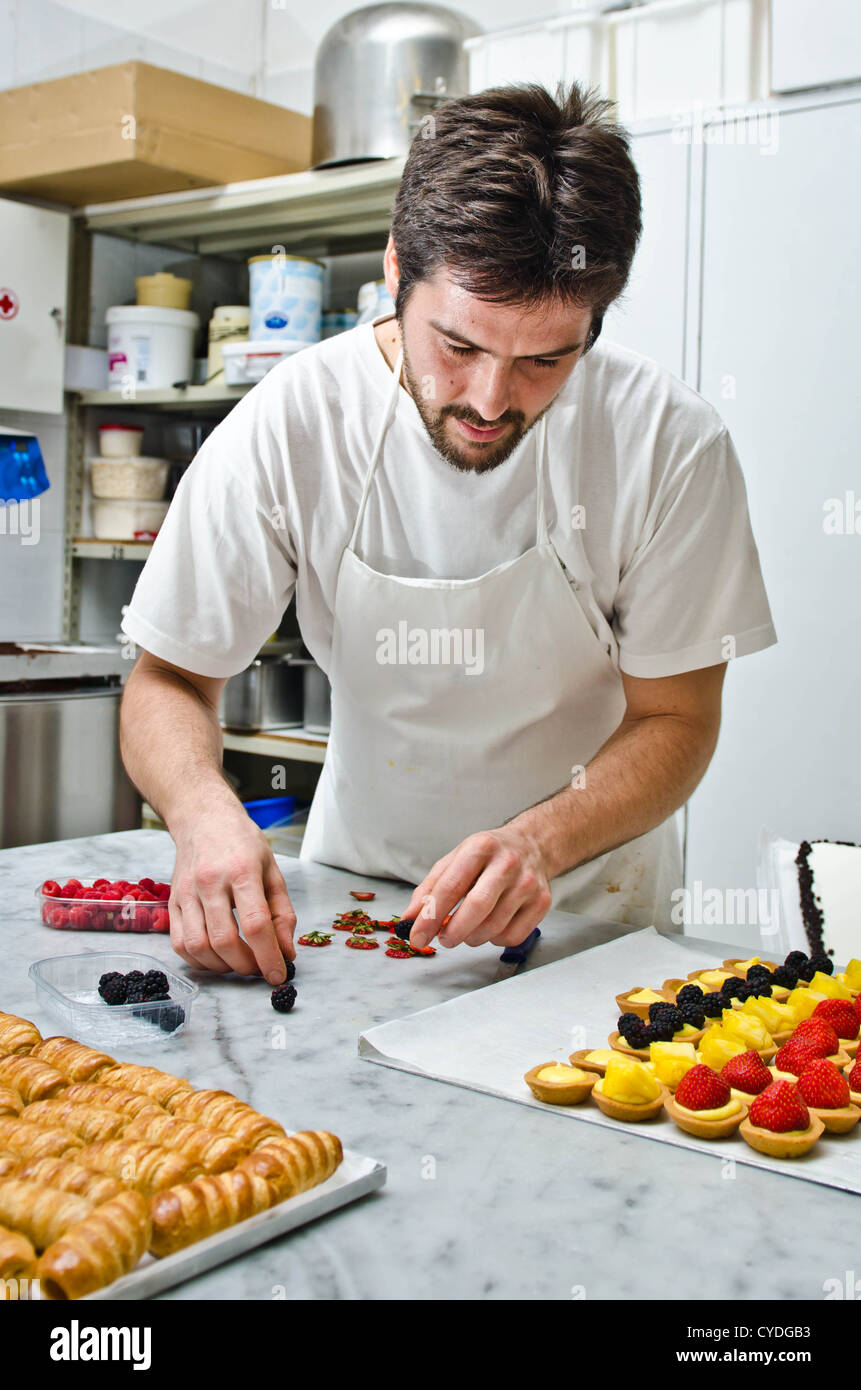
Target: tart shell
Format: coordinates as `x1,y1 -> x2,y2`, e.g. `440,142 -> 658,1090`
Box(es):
524,1064 -> 596,1106
615,988 -> 666,1021
568,1049 -> 611,1076
591,1079 -> 668,1123
804,1102 -> 860,1134
607,1031 -> 650,1061
739,1113 -> 824,1157
664,1092 -> 748,1139
722,957 -> 778,979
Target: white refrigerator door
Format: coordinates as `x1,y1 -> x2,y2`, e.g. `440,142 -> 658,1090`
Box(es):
0,197 -> 70,413
686,97 -> 861,920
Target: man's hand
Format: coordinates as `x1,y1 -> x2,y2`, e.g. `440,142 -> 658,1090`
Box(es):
403,825 -> 553,950
169,799 -> 296,984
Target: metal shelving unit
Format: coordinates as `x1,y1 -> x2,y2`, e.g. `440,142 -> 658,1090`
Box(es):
221,727 -> 327,765
77,385 -> 249,411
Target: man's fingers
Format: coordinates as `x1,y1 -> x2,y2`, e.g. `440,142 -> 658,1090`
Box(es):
232,874 -> 289,984
263,859 -> 297,963
172,895 -> 232,973
200,884 -> 260,977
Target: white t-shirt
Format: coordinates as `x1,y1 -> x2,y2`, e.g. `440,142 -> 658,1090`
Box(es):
121,320 -> 776,680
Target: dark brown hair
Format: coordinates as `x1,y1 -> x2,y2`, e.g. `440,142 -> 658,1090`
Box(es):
391,82 -> 642,349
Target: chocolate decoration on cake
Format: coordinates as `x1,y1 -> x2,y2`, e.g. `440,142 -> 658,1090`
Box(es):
795,839 -> 854,958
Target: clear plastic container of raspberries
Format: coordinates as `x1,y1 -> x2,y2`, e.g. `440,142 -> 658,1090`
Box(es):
36,876 -> 171,932
29,952 -> 198,1046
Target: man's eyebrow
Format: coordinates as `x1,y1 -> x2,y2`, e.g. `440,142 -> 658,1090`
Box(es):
429,320 -> 585,358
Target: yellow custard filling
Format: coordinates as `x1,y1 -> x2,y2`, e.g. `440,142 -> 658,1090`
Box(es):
584,1049 -> 616,1066
626,988 -> 665,1004
536,1064 -> 588,1084
674,1097 -> 742,1122
732,956 -> 761,972
697,970 -> 733,987
675,1022 -> 703,1039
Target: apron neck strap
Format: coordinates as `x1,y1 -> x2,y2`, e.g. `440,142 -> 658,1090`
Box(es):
349,343 -> 551,549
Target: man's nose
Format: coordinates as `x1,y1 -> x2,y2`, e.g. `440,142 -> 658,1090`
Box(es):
468,359 -> 512,423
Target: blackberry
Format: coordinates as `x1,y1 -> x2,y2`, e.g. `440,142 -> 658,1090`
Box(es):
98,971 -> 125,1002
771,964 -> 798,989
679,1003 -> 706,1029
700,992 -> 725,1018
146,992 -> 170,1003
650,1019 -> 676,1043
125,986 -> 148,1005
721,977 -> 745,1000
733,982 -> 757,1002
648,1001 -> 677,1021
797,959 -> 817,982
785,951 -> 808,970
271,983 -> 297,1013
125,970 -> 145,986
393,918 -> 414,943
281,958 -> 296,982
618,1013 -> 647,1045
157,1004 -> 186,1033
143,970 -> 168,998
641,1022 -> 661,1044
747,964 -> 772,983
748,979 -> 772,998
809,953 -> 833,976
100,978 -> 128,1006
676,984 -> 705,1007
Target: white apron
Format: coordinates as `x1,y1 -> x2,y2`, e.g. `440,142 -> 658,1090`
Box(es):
300,347 -> 683,932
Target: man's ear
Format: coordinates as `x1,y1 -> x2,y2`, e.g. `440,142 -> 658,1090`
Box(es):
382,234 -> 400,303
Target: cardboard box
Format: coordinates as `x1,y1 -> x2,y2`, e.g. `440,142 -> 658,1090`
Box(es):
0,62 -> 313,205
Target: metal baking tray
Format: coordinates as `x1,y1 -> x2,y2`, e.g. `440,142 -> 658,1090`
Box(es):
84,1147 -> 385,1299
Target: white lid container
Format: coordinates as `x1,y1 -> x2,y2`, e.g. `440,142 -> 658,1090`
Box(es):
98,423 -> 145,457
221,339 -> 306,385
106,304 -> 200,392
89,457 -> 169,501
92,499 -> 169,540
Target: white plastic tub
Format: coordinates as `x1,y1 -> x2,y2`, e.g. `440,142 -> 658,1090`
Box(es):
89,456 -> 168,501
221,339 -> 304,385
98,423 -> 145,457
92,499 -> 169,540
106,304 -> 200,391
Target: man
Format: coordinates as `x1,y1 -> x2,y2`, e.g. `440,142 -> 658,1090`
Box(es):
120,83 -> 776,985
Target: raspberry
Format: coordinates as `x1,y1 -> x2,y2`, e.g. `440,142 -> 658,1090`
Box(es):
41,880 -> 62,898
150,908 -> 170,933
48,906 -> 71,929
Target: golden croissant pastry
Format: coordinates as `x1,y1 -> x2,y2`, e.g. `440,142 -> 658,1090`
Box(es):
0,1012 -> 41,1057
245,1130 -> 343,1200
60,1082 -> 163,1120
0,1055 -> 66,1103
22,1100 -> 130,1145
0,1223 -> 36,1283
0,1152 -> 21,1179
149,1166 -> 275,1258
19,1157 -> 125,1204
31,1037 -> 114,1084
76,1139 -> 203,1194
0,1179 -> 92,1250
0,1117 -> 81,1162
0,1085 -> 22,1117
98,1064 -> 192,1108
169,1089 -> 286,1146
123,1112 -> 248,1173
36,1190 -> 150,1300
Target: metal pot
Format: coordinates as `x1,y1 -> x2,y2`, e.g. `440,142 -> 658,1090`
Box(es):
287,658 -> 331,734
220,656 -> 304,733
312,2 -> 480,169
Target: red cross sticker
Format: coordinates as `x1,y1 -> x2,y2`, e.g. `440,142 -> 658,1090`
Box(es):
0,288 -> 19,320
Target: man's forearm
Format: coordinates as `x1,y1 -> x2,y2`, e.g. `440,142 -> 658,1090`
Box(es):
507,711 -> 719,881
120,664 -> 238,834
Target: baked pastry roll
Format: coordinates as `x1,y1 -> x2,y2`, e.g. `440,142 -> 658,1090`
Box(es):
169,1089 -> 286,1146
36,1190 -> 150,1299
22,1099 -> 129,1144
0,1224 -> 36,1283
0,1117 -> 81,1162
60,1082 -> 163,1120
0,1055 -> 66,1103
19,1157 -> 125,1203
252,1131 -> 343,1196
149,1167 -> 275,1258
0,1085 -> 22,1117
31,1037 -> 114,1084
98,1064 -> 192,1108
123,1112 -> 248,1172
0,1179 -> 92,1250
0,1152 -> 21,1179
0,1012 -> 41,1057
76,1139 -> 203,1194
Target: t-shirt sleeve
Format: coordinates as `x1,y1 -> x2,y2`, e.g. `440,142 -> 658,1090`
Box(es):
120,400 -> 298,679
613,428 -> 777,678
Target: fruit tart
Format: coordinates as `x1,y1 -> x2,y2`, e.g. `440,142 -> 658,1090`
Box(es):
720,1048 -> 774,1103
739,1080 -> 825,1157
568,1048 -> 616,1076
771,1029 -> 850,1082
614,987 -> 669,1021
687,967 -> 735,992
524,1062 -> 596,1106
647,1041 -> 698,1091
722,956 -> 778,979
810,999 -> 859,1058
591,1055 -> 667,1123
664,1063 -> 748,1139
718,1009 -> 777,1062
795,1058 -> 861,1133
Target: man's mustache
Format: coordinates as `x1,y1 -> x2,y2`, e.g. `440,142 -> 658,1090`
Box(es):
440,405 -> 525,429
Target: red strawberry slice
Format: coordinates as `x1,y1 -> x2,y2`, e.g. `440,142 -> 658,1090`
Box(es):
720,1048 -> 772,1095
812,999 -> 859,1040
749,1080 -> 810,1133
349,890 -> 376,901
791,1020 -> 840,1055
674,1063 -> 731,1111
797,1058 -> 851,1109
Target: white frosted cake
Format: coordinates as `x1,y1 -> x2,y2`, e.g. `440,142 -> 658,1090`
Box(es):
796,840 -> 861,963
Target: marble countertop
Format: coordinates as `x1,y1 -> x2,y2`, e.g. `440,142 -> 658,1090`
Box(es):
1,829 -> 857,1301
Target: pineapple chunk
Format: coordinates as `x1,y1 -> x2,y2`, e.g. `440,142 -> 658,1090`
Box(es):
649,1041 -> 697,1087
784,988 -> 822,1021
602,1054 -> 662,1104
809,971 -> 852,1000
741,995 -> 785,1033
698,1029 -> 746,1070
842,958 -> 861,990
721,1010 -> 773,1049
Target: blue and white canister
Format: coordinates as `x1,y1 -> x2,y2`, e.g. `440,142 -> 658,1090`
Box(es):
248,254 -> 324,344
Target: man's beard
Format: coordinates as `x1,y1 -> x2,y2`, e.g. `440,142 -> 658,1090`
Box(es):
401,338 -> 551,474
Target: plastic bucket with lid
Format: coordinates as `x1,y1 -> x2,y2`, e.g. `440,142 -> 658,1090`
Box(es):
248,255 -> 323,343
106,305 -> 199,391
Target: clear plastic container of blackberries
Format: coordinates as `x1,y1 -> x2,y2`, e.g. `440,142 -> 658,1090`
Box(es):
29,952 -> 198,1047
